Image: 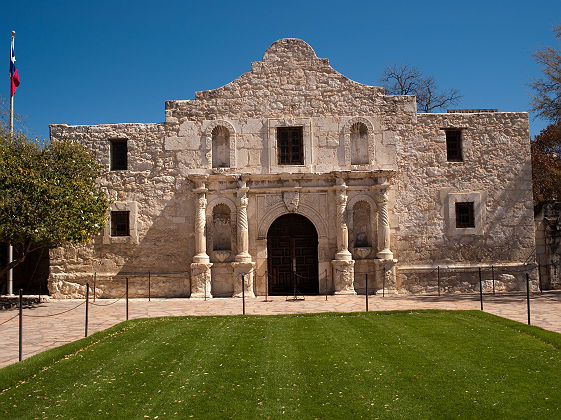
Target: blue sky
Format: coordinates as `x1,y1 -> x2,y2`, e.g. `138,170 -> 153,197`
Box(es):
2,0 -> 560,139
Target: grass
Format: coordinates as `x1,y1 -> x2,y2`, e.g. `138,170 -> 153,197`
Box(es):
1,310 -> 561,419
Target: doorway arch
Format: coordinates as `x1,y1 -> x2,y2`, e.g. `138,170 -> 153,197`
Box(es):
267,214 -> 319,295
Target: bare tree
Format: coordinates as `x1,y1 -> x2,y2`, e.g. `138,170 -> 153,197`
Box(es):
0,95 -> 28,132
530,25 -> 561,124
380,64 -> 462,112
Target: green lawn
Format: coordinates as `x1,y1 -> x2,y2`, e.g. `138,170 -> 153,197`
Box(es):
1,311 -> 560,419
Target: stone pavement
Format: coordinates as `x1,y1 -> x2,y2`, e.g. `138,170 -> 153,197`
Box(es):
1,291 -> 560,369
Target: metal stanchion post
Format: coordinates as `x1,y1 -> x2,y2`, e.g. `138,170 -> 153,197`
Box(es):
148,271 -> 151,302
126,277 -> 129,321
18,289 -> 22,362
382,267 -> 385,298
242,274 -> 246,315
479,267 -> 483,311
93,272 -> 96,302
538,263 -> 542,294
265,270 -> 269,302
293,271 -> 297,301
526,273 -> 531,325
365,273 -> 368,312
325,270 -> 328,301
437,266 -> 440,297
491,265 -> 495,295
85,283 -> 89,337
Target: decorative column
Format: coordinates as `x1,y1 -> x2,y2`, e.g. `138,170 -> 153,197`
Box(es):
190,180 -> 212,298
235,181 -> 251,263
332,178 -> 355,294
374,182 -> 397,293
232,179 -> 255,297
376,187 -> 393,260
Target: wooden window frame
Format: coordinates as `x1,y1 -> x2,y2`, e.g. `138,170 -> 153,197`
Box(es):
111,211 -> 130,237
277,126 -> 304,165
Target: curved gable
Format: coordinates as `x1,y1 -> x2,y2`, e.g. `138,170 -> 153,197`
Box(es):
166,38 -> 392,122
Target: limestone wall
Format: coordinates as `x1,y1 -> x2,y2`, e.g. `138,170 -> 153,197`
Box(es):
393,112 -> 536,291
48,123 -> 194,298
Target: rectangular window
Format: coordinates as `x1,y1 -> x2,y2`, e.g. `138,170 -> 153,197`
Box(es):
455,202 -> 475,228
111,211 -> 130,236
445,130 -> 463,162
110,139 -> 128,170
277,126 -> 304,165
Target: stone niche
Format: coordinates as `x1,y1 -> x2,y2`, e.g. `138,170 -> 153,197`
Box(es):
206,193 -> 237,296
211,126 -> 230,168
350,122 -> 369,165
212,204 -> 232,253
349,197 -> 377,261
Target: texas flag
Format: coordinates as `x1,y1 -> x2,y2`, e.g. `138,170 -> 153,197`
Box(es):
10,37 -> 20,96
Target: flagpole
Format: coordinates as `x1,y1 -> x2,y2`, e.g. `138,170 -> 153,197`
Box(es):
7,30 -> 15,296
9,31 -> 14,135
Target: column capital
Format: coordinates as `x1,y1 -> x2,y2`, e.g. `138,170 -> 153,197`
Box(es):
334,176 -> 347,189
375,187 -> 389,203
193,187 -> 208,194
192,178 -> 208,193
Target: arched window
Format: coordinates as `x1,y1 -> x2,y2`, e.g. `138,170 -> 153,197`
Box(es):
350,122 -> 369,165
212,126 -> 230,168
212,204 -> 231,250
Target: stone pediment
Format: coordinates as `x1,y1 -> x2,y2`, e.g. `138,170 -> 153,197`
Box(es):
165,39 -> 394,121
193,38 -> 384,100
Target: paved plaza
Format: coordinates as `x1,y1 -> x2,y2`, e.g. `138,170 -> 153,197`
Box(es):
1,291 -> 561,369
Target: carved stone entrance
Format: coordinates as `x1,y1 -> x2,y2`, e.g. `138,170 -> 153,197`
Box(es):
267,214 -> 318,295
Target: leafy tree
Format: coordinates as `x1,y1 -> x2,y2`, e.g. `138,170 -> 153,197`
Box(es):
530,25 -> 561,124
531,123 -> 561,209
530,25 -> 561,210
380,64 -> 462,112
0,127 -> 110,277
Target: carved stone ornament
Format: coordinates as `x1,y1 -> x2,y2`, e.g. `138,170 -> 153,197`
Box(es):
283,191 -> 300,213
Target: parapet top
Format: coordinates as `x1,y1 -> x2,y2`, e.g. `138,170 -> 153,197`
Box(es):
447,109 -> 498,114
262,38 -> 319,62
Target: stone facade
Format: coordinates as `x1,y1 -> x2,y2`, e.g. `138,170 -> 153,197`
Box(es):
535,201 -> 561,289
48,39 -> 537,298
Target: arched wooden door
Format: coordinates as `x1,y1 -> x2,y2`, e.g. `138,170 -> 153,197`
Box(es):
267,214 -> 318,295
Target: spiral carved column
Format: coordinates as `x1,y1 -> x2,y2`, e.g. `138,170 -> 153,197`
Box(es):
235,182 -> 251,263
191,181 -> 212,298
232,179 -> 254,297
376,188 -> 393,260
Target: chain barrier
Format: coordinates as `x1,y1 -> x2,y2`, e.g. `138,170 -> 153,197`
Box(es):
24,301 -> 85,318
0,312 -> 19,326
2,261 -> 556,366
114,271 -> 189,277
90,290 -> 127,307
